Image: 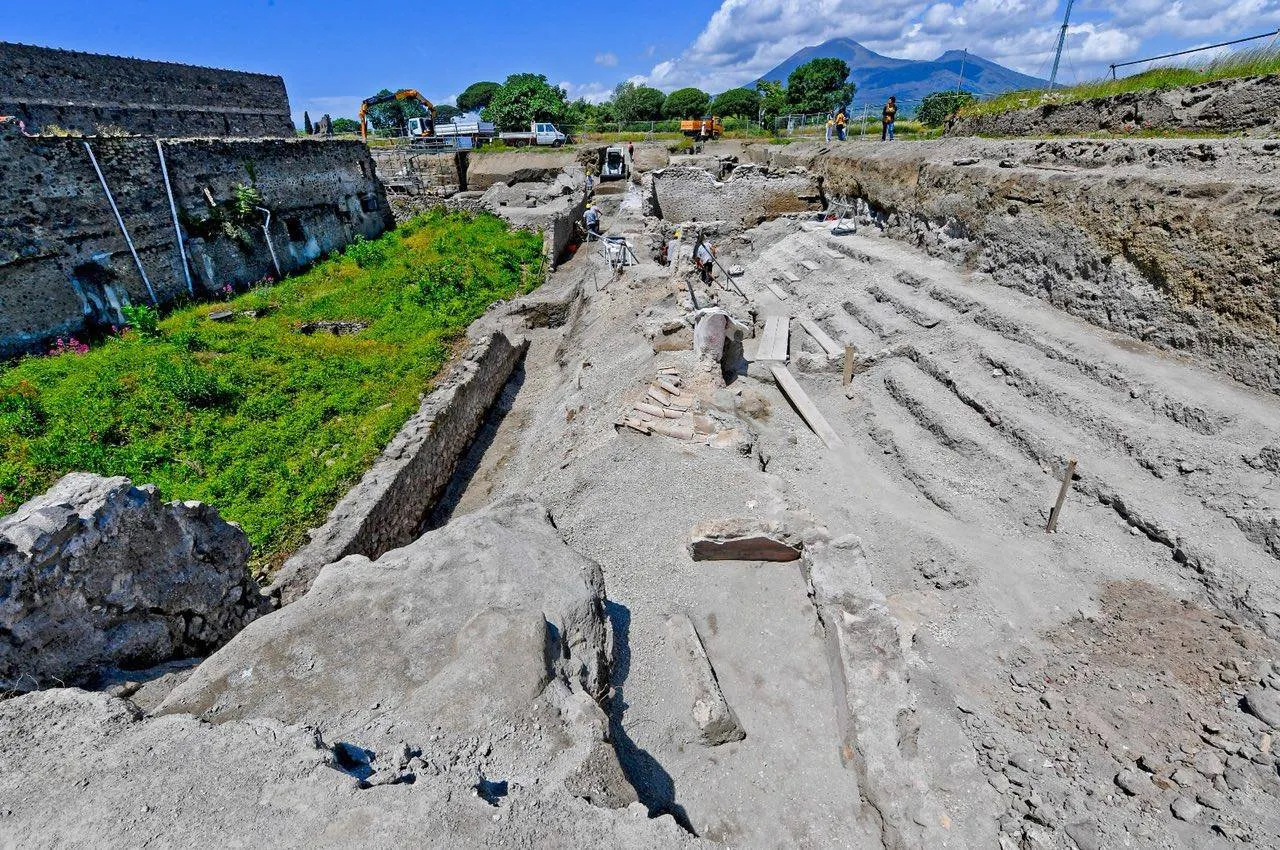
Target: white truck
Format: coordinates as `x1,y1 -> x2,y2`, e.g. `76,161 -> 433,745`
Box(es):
498,121 -> 568,147
408,117 -> 496,140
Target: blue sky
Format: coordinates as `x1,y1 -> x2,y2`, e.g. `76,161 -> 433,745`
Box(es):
5,0 -> 1280,124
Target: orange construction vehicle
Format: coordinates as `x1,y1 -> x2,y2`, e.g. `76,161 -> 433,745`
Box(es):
680,116 -> 723,139
359,89 -> 436,140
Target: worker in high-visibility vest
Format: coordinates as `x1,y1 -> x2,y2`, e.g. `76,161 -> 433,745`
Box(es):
835,110 -> 848,141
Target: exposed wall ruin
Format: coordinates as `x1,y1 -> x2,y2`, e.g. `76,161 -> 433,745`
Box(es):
267,330 -> 529,605
751,138 -> 1280,394
0,129 -> 392,355
946,72 -> 1280,138
0,42 -> 294,138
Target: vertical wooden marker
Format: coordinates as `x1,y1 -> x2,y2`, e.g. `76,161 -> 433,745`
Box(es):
1046,458 -> 1078,533
842,345 -> 855,386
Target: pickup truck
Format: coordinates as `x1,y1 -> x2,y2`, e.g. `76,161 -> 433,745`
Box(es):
499,121 -> 569,147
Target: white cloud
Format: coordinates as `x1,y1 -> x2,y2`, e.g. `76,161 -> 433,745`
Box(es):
561,81 -> 614,103
627,0 -> 1280,93
595,51 -> 619,67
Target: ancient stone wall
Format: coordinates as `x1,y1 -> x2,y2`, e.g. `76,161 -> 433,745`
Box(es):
0,42 -> 294,137
752,138 -> 1280,394
267,330 -> 529,605
0,129 -> 392,355
650,164 -> 825,228
947,73 -> 1280,138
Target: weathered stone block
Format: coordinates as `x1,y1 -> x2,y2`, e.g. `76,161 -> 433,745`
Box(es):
0,473 -> 264,691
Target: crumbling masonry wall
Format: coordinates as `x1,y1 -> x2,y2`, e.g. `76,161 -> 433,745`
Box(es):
752,139 -> 1280,395
267,331 -> 529,605
0,42 -> 294,137
0,131 -> 393,356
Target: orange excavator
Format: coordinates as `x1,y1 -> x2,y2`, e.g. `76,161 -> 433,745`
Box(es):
359,89 -> 436,140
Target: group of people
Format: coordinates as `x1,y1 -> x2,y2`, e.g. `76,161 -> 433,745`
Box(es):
825,96 -> 898,142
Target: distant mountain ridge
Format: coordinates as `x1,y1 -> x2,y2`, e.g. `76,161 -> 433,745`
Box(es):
752,38 -> 1046,111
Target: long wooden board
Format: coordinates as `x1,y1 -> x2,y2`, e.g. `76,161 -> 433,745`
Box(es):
756,315 -> 790,362
770,365 -> 844,450
796,317 -> 843,358
765,282 -> 789,301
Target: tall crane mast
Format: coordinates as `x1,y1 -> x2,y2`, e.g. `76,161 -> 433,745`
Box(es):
1048,0 -> 1075,90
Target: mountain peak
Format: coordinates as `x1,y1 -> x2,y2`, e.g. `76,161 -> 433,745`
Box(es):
751,39 -> 1048,108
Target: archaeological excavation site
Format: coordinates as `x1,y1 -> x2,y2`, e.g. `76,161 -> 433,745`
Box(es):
4,32 -> 1280,850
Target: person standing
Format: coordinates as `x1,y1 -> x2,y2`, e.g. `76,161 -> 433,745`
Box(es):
825,115 -> 834,142
694,239 -> 715,284
882,96 -> 897,141
584,204 -> 602,239
835,110 -> 848,141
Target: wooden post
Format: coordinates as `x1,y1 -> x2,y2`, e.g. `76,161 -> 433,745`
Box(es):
842,344 -> 854,386
1046,458 -> 1078,533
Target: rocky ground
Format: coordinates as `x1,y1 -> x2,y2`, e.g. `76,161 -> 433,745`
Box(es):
4,138 -> 1280,848
422,158 -> 1280,846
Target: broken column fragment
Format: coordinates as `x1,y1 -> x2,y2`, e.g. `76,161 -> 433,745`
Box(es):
687,517 -> 803,562
666,613 -> 745,746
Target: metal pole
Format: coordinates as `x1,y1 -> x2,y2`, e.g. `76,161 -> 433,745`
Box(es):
85,141 -> 159,307
255,206 -> 282,279
1048,0 -> 1075,90
155,140 -> 194,296
1109,64 -> 1117,80
956,48 -> 968,92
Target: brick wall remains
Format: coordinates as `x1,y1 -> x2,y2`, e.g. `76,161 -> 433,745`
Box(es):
266,330 -> 530,605
0,128 -> 393,355
0,42 -> 294,138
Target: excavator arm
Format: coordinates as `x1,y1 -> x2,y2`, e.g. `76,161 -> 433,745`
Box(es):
359,89 -> 436,140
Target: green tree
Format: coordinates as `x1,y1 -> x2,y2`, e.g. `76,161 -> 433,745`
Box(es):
482,74 -> 568,130
457,81 -> 501,114
303,111 -> 313,134
435,104 -> 462,123
916,90 -> 977,126
365,89 -> 429,135
756,80 -> 788,125
786,58 -> 855,114
710,87 -> 761,119
662,87 -> 710,119
331,117 -> 359,134
612,82 -> 666,122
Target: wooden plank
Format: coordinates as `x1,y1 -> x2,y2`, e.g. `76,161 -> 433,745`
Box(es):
781,270 -> 801,283
765,282 -> 789,301
1046,459 -> 1078,533
823,248 -> 843,259
756,315 -> 789,362
800,260 -> 820,272
770,365 -> 844,450
842,344 -> 855,386
797,317 -> 842,358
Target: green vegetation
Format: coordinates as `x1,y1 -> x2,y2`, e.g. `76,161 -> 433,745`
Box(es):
482,74 -> 570,130
663,87 -> 711,120
0,211 -> 543,569
917,90 -> 977,127
959,47 -> 1280,119
330,117 -> 359,134
612,82 -> 667,122
457,81 -> 501,114
710,87 -> 761,119
786,57 -> 855,114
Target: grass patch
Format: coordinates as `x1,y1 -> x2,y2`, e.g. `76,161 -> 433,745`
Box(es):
0,210 -> 543,569
960,46 -> 1280,119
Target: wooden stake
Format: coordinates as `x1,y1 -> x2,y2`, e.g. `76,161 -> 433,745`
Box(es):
842,344 -> 855,386
1046,458 -> 1078,533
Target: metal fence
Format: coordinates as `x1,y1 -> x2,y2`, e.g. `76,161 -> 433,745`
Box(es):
1109,28 -> 1280,79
